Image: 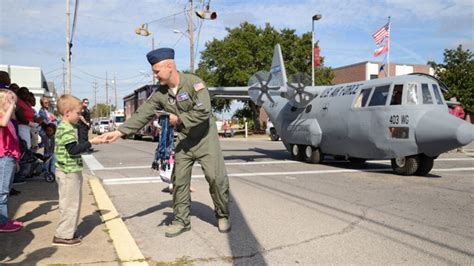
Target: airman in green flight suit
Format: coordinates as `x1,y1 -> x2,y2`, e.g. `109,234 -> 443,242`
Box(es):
101,48 -> 230,237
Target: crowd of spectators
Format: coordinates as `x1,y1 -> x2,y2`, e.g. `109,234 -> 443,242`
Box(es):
0,70 -> 57,232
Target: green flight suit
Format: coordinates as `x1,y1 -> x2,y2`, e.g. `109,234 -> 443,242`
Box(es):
118,72 -> 229,226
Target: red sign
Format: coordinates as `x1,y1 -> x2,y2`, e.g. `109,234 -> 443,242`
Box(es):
313,46 -> 321,68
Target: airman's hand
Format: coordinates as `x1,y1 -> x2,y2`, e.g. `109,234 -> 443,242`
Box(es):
169,113 -> 179,126
89,135 -> 106,145
101,131 -> 124,143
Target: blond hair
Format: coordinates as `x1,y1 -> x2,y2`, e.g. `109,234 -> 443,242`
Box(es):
57,94 -> 81,115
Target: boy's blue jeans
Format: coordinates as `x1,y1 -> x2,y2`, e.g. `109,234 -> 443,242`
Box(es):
0,156 -> 16,225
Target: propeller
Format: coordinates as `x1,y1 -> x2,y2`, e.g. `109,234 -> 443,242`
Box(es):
248,71 -> 280,105
285,73 -> 315,108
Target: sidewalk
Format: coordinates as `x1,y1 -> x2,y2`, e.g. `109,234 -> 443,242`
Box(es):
0,175 -> 119,265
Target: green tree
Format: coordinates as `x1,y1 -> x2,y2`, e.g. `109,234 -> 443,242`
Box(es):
428,45 -> 474,113
91,103 -> 116,119
196,22 -> 334,131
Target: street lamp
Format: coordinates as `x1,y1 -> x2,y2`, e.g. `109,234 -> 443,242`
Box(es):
173,29 -> 195,73
312,14 -> 322,86
135,24 -> 155,84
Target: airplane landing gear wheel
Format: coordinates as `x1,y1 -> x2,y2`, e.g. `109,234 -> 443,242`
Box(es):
304,146 -> 323,164
270,128 -> 279,141
415,155 -> 434,176
391,155 -> 420,175
291,144 -> 304,161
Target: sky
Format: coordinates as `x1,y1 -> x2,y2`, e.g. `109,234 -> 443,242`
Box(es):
0,0 -> 472,110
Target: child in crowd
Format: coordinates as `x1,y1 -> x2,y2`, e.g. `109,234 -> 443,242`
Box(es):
0,89 -> 23,233
160,152 -> 196,193
52,95 -> 103,246
40,123 -> 56,175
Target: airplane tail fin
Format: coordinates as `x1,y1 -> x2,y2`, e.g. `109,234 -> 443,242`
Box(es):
269,44 -> 288,87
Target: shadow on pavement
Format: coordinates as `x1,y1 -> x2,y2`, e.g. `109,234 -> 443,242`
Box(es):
224,147 -> 291,162
225,192 -> 267,265
1,177 -> 111,264
0,221 -> 53,262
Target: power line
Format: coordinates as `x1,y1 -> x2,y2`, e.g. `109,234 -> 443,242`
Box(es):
44,67 -> 62,74
146,10 -> 187,25
75,67 -> 144,81
71,0 -> 80,43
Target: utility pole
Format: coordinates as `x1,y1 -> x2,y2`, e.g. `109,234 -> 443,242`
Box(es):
93,80 -> 98,119
187,0 -> 195,73
152,37 -> 156,84
114,74 -> 117,110
65,0 -> 72,94
62,59 -> 66,94
105,71 -> 109,118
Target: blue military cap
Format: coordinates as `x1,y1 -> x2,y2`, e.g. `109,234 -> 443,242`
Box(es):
146,48 -> 175,65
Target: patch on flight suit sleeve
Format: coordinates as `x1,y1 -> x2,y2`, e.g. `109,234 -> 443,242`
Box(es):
193,82 -> 205,91
177,92 -> 189,102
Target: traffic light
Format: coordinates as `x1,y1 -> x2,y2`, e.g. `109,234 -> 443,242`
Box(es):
195,10 -> 205,19
209,11 -> 217,20
135,24 -> 151,36
195,7 -> 217,20
69,42 -> 73,60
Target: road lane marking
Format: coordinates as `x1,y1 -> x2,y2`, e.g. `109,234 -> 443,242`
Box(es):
93,157 -> 474,171
88,176 -> 147,264
82,154 -> 105,170
102,167 -> 474,186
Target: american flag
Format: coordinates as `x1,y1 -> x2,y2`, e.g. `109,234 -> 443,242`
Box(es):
372,22 -> 390,45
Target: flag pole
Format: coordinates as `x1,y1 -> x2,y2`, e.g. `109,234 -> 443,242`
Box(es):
387,16 -> 391,77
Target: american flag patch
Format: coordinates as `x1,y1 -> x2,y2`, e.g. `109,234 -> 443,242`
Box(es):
177,92 -> 189,101
193,82 -> 205,91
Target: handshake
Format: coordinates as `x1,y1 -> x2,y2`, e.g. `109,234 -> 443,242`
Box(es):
89,131 -> 124,145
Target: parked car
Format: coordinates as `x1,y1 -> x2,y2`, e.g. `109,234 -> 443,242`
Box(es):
97,120 -> 110,135
265,119 -> 279,141
91,121 -> 100,134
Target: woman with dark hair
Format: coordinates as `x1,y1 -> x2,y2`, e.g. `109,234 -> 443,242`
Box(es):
15,87 -> 35,149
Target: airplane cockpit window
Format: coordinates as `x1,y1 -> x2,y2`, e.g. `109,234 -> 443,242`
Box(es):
421,83 -> 433,104
390,84 -> 403,105
407,83 -> 418,105
432,84 -> 444,104
354,88 -> 372,108
368,85 -> 390,106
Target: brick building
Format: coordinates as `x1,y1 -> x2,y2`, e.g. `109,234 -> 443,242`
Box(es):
332,61 -> 434,84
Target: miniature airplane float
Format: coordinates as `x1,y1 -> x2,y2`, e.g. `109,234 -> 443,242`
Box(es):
210,44 -> 474,176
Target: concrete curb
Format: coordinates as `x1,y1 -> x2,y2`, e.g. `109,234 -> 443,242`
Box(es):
87,175 -> 148,265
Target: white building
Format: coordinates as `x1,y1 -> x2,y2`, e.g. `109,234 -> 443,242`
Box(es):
0,64 -> 57,112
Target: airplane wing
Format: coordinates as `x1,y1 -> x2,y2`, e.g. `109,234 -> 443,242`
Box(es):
208,86 -> 250,100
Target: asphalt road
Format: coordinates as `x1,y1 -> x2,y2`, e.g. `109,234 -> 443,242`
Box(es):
84,136 -> 474,265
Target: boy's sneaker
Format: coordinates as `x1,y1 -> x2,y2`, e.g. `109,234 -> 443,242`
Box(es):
52,236 -> 82,247
0,220 -> 23,233
9,219 -> 23,226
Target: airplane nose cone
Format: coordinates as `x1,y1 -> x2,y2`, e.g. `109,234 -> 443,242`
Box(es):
456,122 -> 474,146
416,111 -> 474,156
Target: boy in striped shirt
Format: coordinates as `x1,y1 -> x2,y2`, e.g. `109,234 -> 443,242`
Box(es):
53,95 -> 103,247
